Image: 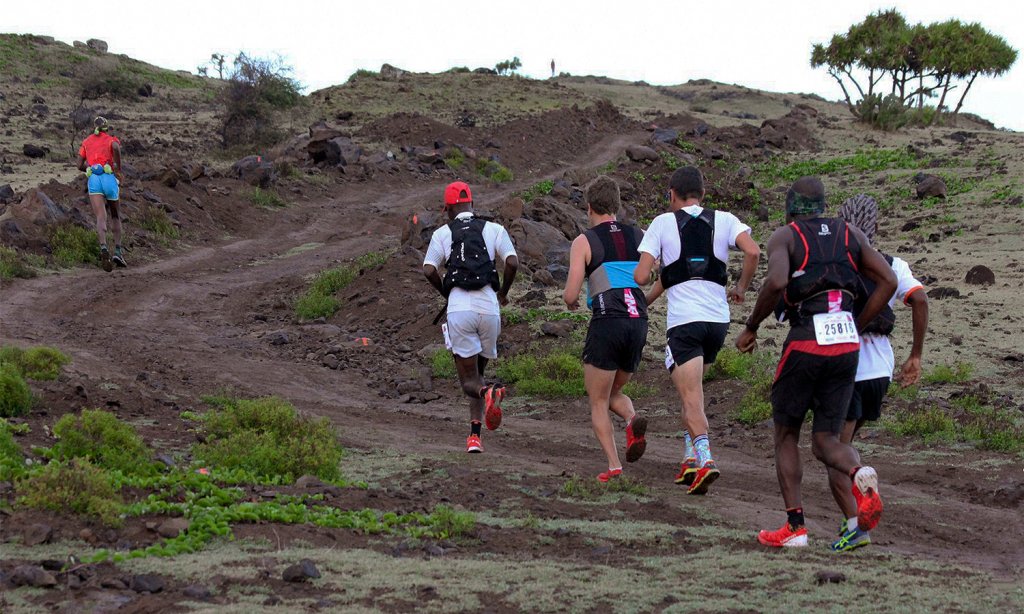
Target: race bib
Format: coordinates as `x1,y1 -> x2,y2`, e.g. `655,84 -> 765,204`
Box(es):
441,323 -> 452,350
812,311 -> 858,345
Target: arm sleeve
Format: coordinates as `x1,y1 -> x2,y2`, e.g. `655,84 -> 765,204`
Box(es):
423,230 -> 447,269
637,216 -> 663,258
892,257 -> 924,304
493,225 -> 517,262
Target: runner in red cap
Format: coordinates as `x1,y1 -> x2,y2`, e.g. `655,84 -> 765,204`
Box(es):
423,182 -> 519,453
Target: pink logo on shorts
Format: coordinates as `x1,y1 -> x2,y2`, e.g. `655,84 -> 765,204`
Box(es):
624,288 -> 640,318
827,290 -> 843,313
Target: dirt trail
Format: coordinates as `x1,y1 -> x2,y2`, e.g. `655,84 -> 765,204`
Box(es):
1,130 -> 1022,582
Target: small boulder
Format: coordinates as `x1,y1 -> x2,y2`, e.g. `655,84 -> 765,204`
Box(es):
231,155 -> 277,188
927,286 -> 960,300
650,128 -> 679,145
10,565 -> 57,588
156,517 -> 190,539
183,584 -> 213,600
540,320 -> 574,337
915,175 -> 947,199
22,523 -> 53,546
86,38 -> 108,53
14,189 -> 67,226
815,570 -> 847,585
0,184 -> 16,204
380,63 -> 406,81
159,168 -> 180,188
964,265 -> 995,286
130,574 -> 165,593
532,269 -> 556,287
625,145 -> 659,163
23,144 -> 48,158
137,83 -> 153,97
267,330 -> 290,345
497,197 -> 525,221
282,559 -> 321,582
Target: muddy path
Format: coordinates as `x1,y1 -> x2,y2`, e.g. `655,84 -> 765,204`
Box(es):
1,129 -> 1022,581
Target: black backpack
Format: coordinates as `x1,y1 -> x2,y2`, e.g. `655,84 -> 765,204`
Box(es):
854,253 -> 897,336
660,208 -> 728,289
441,217 -> 500,297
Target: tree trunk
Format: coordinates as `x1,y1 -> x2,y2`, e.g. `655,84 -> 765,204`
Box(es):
918,74 -> 924,109
951,73 -> 979,120
830,71 -> 859,117
931,76 -> 953,126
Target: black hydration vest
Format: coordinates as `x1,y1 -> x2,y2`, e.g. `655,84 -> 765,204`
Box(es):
854,253 -> 896,336
441,217 -> 500,297
583,221 -> 647,319
660,208 -> 728,289
781,218 -> 863,326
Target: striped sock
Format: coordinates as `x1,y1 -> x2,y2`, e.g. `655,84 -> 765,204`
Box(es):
683,431 -> 694,459
693,434 -> 712,464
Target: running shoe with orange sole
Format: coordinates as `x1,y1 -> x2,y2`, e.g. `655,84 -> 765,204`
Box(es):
466,434 -> 483,453
758,523 -> 809,548
483,385 -> 505,431
853,466 -> 883,531
625,415 -> 648,463
687,459 -> 720,495
597,468 -> 622,482
673,457 -> 699,485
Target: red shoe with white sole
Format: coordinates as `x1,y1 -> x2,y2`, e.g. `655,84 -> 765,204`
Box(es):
625,415 -> 648,463
853,466 -> 883,531
758,523 -> 809,548
483,385 -> 505,431
597,467 -> 622,482
466,434 -> 483,453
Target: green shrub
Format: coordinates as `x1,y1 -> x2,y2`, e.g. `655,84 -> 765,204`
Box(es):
884,405 -> 956,442
497,350 -> 585,397
294,292 -> 340,320
0,364 -> 32,418
430,348 -> 456,379
17,458 -> 123,525
137,206 -> 180,238
294,251 -> 391,320
249,187 -> 287,208
922,363 -> 974,385
49,224 -> 100,267
0,418 -> 24,480
660,151 -> 681,170
0,246 -> 37,279
735,393 -> 773,425
1,344 -> 70,383
425,504 -> 475,539
443,148 -> 466,170
476,158 -> 513,183
953,395 -> 1024,453
52,409 -> 156,475
195,396 -> 343,482
521,179 -> 554,202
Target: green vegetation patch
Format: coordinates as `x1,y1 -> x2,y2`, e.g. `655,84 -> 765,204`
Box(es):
500,307 -> 589,325
496,346 -> 649,398
0,345 -> 69,381
49,224 -> 101,267
294,251 -> 390,320
560,473 -> 648,500
248,187 -> 288,208
0,246 -> 38,280
0,418 -> 24,480
885,393 -> 1023,452
922,362 -> 974,385
52,409 -> 158,475
520,179 -> 554,202
429,348 -> 456,379
476,158 -> 514,183
137,206 -> 180,238
17,458 -> 124,526
756,149 -> 928,187
705,348 -> 776,425
195,396 -> 343,482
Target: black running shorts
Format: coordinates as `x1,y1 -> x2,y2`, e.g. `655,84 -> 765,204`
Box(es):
846,377 -> 891,423
771,340 -> 859,434
582,317 -> 648,373
665,321 -> 729,371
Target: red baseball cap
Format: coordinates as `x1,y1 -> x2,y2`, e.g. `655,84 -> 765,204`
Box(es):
444,181 -> 473,207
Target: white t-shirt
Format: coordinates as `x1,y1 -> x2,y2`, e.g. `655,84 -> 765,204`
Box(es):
638,205 -> 752,328
857,256 -> 924,381
423,212 -> 517,316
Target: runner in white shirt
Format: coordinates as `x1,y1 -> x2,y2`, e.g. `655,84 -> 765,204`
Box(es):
827,194 -> 928,552
633,166 -> 761,494
423,181 -> 519,454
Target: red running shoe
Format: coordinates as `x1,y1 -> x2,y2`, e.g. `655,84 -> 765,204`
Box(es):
757,523 -> 809,548
597,467 -> 622,482
686,460 -> 720,495
466,434 -> 483,453
625,415 -> 648,463
673,457 -> 699,485
853,466 -> 883,531
483,385 -> 505,431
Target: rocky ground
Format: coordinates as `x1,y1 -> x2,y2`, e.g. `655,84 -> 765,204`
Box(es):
1,37 -> 1022,612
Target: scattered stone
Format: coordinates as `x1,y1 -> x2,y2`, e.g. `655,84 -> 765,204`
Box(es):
137,83 -> 153,97
156,517 -> 190,538
625,145 -> 659,163
23,143 -> 48,158
380,63 -> 406,81
815,570 -> 847,585
915,174 -> 947,199
79,528 -> 97,543
86,38 -> 108,53
231,155 -> 278,188
15,189 -> 67,225
497,197 -> 525,221
0,184 -> 15,204
322,354 -> 340,370
901,220 -> 920,231
39,560 -> 64,571
950,335 -> 963,346
159,168 -> 180,188
101,577 -> 128,589
927,286 -> 960,300
183,584 -> 212,600
10,565 -> 57,588
964,265 -> 995,286
22,523 -> 53,546
591,545 -> 613,556
532,268 -> 556,287
336,110 -> 354,121
540,320 -> 574,338
131,574 -> 165,593
282,559 -> 321,582
650,128 -> 679,144
425,544 -> 446,557
267,330 -> 290,345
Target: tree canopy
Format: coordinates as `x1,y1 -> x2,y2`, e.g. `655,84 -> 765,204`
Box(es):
812,10 -> 1016,127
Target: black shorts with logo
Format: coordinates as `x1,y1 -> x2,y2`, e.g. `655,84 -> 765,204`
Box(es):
771,340 -> 859,434
582,317 -> 648,373
665,322 -> 729,371
846,377 -> 891,422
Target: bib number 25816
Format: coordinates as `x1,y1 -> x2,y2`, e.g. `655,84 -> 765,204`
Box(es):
812,311 -> 858,345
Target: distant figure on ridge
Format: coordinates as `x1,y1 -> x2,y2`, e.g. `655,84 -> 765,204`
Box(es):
551,59 -> 556,78
77,116 -> 126,271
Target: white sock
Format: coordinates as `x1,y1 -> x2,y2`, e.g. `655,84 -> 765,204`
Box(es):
847,517 -> 859,532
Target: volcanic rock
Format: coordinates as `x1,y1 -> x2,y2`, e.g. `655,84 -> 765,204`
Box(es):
964,265 -> 995,286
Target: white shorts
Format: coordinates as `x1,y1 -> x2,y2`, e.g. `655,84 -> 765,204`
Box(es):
445,311 -> 500,359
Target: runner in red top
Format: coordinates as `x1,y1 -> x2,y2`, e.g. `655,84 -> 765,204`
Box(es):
736,176 -> 896,548
76,116 -> 125,271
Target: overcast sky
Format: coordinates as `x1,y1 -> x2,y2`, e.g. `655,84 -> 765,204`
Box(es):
9,1 -> 1023,130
